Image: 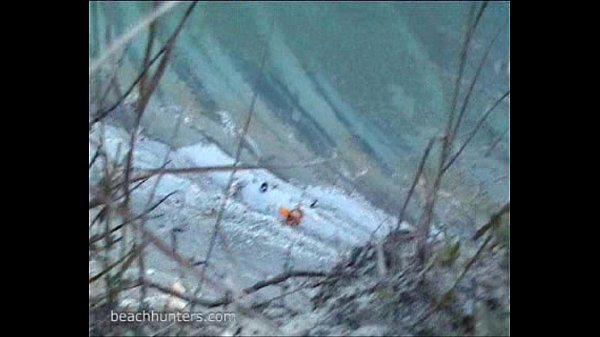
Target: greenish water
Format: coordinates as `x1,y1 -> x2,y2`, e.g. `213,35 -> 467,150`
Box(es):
90,1 -> 509,220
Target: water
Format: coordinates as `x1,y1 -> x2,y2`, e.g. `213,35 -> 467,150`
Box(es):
90,0 -> 509,236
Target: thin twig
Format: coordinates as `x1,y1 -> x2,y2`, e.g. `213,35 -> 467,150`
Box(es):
485,127 -> 509,157
397,137 -> 436,228
128,220 -> 224,293
90,2 -> 198,127
88,173 -> 155,210
473,201 -> 510,241
442,90 -> 510,174
140,270 -> 327,308
89,150 -> 100,170
240,271 -> 326,299
445,1 -> 488,148
89,191 -> 176,245
97,44 -> 130,112
90,46 -> 166,126
139,1 -> 158,98
450,19 -> 506,146
89,247 -> 136,284
122,0 -> 198,216
89,1 -> 181,76
135,100 -> 187,307
98,123 -> 118,304
370,217 -> 390,243
196,15 -> 275,297
411,233 -> 494,329
130,158 -> 331,182
415,2 -> 489,263
251,282 -> 311,310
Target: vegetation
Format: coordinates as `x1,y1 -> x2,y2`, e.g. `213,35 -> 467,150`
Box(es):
89,1 -> 509,335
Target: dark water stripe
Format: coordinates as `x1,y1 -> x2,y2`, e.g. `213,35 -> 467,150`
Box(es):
307,71 -> 401,176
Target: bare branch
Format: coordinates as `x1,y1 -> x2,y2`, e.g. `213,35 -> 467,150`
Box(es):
89,1 -> 181,76
130,158 -> 331,182
90,1 -> 199,127
97,44 -> 130,112
122,1 -> 198,214
411,232 -> 494,329
241,271 -> 327,298
442,90 -> 510,174
138,270 -> 327,308
89,46 -> 166,126
396,137 -> 436,228
485,127 -> 509,157
89,191 -> 176,245
89,150 -> 100,170
139,2 -> 158,97
473,201 -> 510,241
134,96 -> 187,306
196,15 -> 275,296
445,1 -> 488,147
128,220 -> 224,293
89,247 -> 136,284
449,20 -> 506,148
414,2 -> 491,263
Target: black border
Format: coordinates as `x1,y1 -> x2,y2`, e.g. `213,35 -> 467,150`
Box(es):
13,0 -> 573,335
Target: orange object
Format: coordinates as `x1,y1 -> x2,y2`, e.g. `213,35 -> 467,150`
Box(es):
279,207 -> 291,219
279,206 -> 303,226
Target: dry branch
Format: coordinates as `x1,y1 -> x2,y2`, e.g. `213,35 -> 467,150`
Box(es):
90,46 -> 166,126
442,90 -> 510,174
196,15 -> 276,298
414,2 -> 490,263
89,1 -> 181,76
127,219 -> 224,293
138,270 -> 327,308
450,20 -> 506,146
396,137 -> 437,228
473,201 -> 510,241
411,232 -> 494,329
485,127 -> 509,157
122,0 -> 198,221
89,191 -> 176,245
90,2 -> 198,127
130,158 -> 330,182
445,1 -> 487,148
89,247 -> 136,284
